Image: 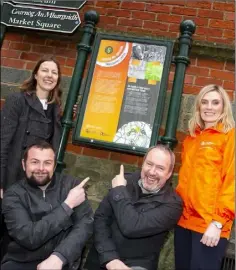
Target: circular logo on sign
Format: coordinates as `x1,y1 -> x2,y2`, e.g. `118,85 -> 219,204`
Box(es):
105,46 -> 113,54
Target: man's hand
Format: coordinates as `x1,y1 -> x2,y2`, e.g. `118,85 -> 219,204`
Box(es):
200,222 -> 221,247
64,177 -> 90,209
37,254 -> 63,270
112,165 -> 127,188
106,259 -> 131,270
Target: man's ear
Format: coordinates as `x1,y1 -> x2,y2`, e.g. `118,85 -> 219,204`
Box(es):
22,159 -> 26,171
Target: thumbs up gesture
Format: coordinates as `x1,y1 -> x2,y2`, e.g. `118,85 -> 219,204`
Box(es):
112,165 -> 127,188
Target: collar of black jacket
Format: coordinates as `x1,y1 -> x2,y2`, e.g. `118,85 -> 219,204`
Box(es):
125,171 -> 173,203
24,92 -> 47,117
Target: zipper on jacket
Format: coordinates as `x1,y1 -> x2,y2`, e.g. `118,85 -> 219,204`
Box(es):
42,190 -> 46,200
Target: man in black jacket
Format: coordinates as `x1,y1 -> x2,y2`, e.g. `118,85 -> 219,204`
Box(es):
85,144 -> 183,270
1,141 -> 93,270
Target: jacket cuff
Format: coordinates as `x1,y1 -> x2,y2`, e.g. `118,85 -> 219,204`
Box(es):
212,214 -> 227,226
108,186 -> 130,203
52,252 -> 67,266
61,202 -> 74,216
98,250 -> 120,266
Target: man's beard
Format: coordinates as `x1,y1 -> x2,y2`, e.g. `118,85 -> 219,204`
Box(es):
26,172 -> 52,187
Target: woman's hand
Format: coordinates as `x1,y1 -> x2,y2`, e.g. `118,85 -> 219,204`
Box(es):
200,222 -> 221,247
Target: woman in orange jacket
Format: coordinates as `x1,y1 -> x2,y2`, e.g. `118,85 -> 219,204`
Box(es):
174,84 -> 235,270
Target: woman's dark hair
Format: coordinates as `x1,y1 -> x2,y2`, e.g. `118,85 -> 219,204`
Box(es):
20,55 -> 62,105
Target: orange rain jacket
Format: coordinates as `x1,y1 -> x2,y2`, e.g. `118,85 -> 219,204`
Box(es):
176,124 -> 235,238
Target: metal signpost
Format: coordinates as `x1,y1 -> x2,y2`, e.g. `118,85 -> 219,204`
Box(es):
2,2 -> 81,33
10,0 -> 86,10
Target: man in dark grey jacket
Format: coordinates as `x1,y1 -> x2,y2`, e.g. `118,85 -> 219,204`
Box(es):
85,144 -> 183,270
1,141 -> 93,270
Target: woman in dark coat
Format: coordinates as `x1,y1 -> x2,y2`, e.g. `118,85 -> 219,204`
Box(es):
0,56 -> 62,195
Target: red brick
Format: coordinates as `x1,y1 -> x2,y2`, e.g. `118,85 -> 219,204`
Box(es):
0,99 -> 6,110
223,81 -> 235,91
45,39 -> 69,48
184,74 -> 194,84
2,40 -> 10,49
146,3 -> 171,13
107,9 -> 131,18
104,24 -> 128,33
23,35 -> 45,45
187,1 -> 212,9
183,85 -> 202,94
168,71 -> 175,82
143,21 -> 169,31
9,42 -> 31,51
152,29 -> 178,38
175,152 -> 181,164
1,49 -> 21,59
223,29 -> 235,38
138,156 -> 144,167
83,147 -> 110,159
68,43 -> 77,50
158,14 -> 182,23
26,62 -> 37,70
121,1 -> 146,11
54,48 -> 76,58
209,19 -> 234,30
195,76 -> 222,86
118,18 -> 142,27
226,90 -> 234,100
196,27 -> 223,37
54,56 -> 66,66
210,69 -> 234,81
159,0 -> 186,6
172,7 -> 197,16
176,131 -> 187,143
5,33 -> 23,42
2,58 -> 25,69
186,66 -> 210,77
61,66 -> 73,77
99,15 -> 118,25
190,58 -> 197,66
197,58 -> 225,70
198,9 -> 224,20
110,152 -> 139,165
31,45 -> 54,54
96,1 -> 120,8
132,11 -> 156,21
20,52 -> 42,61
66,58 -> 76,67
225,12 -> 235,21
169,23 -> 179,33
66,143 -> 83,154
174,163 -> 181,174
128,27 -> 153,35
213,2 -> 235,12
81,6 -> 107,16
225,61 -> 235,72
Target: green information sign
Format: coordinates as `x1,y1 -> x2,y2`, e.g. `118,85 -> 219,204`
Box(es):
1,2 -> 81,33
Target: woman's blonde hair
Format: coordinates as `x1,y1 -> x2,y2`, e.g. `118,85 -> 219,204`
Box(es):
189,84 -> 235,136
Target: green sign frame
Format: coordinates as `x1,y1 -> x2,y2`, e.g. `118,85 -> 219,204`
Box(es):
73,33 -> 174,155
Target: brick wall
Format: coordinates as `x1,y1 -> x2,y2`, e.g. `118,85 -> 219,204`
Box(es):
1,0 -> 235,174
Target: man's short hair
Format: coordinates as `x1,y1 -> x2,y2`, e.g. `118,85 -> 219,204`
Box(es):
143,143 -> 175,173
23,141 -> 56,163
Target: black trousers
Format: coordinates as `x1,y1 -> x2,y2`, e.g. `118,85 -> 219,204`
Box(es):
174,225 -> 228,270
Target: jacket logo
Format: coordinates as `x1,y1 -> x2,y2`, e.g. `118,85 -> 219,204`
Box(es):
200,141 -> 215,146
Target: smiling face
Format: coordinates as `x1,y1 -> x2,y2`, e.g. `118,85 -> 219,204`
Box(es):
34,61 -> 59,96
141,148 -> 172,191
22,147 -> 55,187
200,91 -> 224,129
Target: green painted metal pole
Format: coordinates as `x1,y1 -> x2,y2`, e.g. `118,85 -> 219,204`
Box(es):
0,24 -> 7,48
160,20 -> 196,149
56,10 -> 99,173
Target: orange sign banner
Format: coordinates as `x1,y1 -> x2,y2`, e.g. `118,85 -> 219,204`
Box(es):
80,40 -> 132,142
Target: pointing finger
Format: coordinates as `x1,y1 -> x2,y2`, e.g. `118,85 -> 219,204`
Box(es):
119,164 -> 124,176
78,177 -> 90,188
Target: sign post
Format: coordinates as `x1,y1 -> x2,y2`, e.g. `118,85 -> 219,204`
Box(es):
1,2 -> 81,33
